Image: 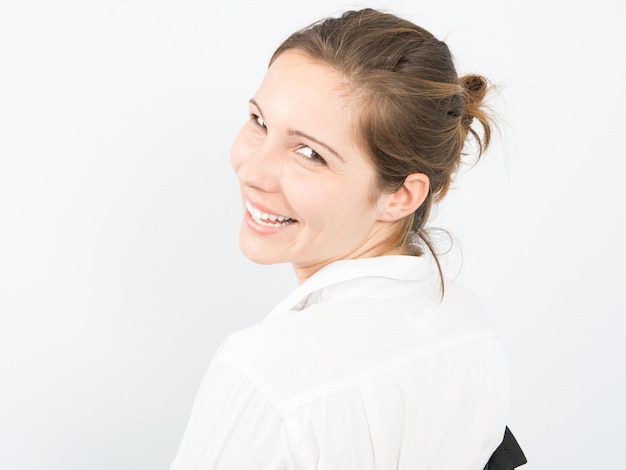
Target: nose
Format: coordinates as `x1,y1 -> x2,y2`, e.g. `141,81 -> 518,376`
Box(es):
230,128 -> 283,193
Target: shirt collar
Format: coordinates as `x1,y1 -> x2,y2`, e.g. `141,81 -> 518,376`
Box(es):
265,255 -> 434,321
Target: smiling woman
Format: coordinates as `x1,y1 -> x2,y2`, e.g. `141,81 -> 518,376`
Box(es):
170,8 -> 525,470
232,51 -> 412,282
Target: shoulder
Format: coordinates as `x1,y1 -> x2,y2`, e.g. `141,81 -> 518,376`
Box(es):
211,314 -> 328,414
213,279 -> 501,413
434,280 -> 495,332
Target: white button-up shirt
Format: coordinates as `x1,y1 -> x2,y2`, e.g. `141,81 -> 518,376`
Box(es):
170,255 -> 509,469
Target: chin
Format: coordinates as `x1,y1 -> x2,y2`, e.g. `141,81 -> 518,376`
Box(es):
238,238 -> 282,266
242,253 -> 277,265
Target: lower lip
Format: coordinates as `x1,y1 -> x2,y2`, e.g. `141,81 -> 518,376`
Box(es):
243,209 -> 296,234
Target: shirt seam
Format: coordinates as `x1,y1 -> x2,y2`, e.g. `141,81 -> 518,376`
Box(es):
209,360 -> 315,469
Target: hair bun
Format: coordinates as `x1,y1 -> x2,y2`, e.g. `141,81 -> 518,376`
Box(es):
461,74 -> 488,101
459,74 -> 489,128
456,73 -> 492,155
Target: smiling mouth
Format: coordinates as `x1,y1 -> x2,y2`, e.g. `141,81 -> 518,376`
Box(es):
246,201 -> 296,227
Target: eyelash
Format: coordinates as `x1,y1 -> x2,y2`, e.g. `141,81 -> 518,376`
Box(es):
249,113 -> 327,165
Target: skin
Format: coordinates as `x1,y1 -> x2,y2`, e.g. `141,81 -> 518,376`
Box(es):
230,50 -> 429,284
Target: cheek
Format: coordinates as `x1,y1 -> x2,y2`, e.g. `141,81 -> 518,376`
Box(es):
296,183 -> 362,225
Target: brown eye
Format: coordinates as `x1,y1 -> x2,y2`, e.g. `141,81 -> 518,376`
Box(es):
251,114 -> 266,129
296,145 -> 326,165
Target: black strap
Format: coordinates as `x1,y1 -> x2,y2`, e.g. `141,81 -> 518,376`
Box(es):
483,427 -> 527,470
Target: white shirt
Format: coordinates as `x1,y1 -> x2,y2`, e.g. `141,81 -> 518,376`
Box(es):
170,255 -> 510,469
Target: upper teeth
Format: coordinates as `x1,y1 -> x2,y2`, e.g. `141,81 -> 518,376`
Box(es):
246,201 -> 294,227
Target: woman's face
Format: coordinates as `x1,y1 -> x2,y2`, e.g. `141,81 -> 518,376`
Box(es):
230,50 -> 397,283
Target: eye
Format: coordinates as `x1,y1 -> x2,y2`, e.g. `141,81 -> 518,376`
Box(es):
250,113 -> 266,129
296,145 -> 326,165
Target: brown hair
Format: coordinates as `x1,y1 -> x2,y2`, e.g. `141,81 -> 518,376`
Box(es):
271,8 -> 494,290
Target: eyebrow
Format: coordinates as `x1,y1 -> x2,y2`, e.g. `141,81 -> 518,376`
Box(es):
249,98 -> 345,162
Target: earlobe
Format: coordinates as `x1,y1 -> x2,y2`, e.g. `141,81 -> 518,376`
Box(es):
378,173 -> 430,222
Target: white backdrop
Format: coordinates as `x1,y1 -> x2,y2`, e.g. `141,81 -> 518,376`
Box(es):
1,1 -> 624,468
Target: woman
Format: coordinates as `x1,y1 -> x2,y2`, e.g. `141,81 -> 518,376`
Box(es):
171,8 -> 525,469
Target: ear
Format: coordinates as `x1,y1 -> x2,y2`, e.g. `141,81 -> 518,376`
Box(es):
377,173 -> 430,222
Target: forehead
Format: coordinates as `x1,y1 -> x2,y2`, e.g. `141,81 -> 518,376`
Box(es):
265,50 -> 345,89
256,50 -> 355,118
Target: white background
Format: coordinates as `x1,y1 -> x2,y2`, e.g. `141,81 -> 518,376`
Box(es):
1,0 -> 624,468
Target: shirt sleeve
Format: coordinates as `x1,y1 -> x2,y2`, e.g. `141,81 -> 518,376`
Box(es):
169,360 -> 304,470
